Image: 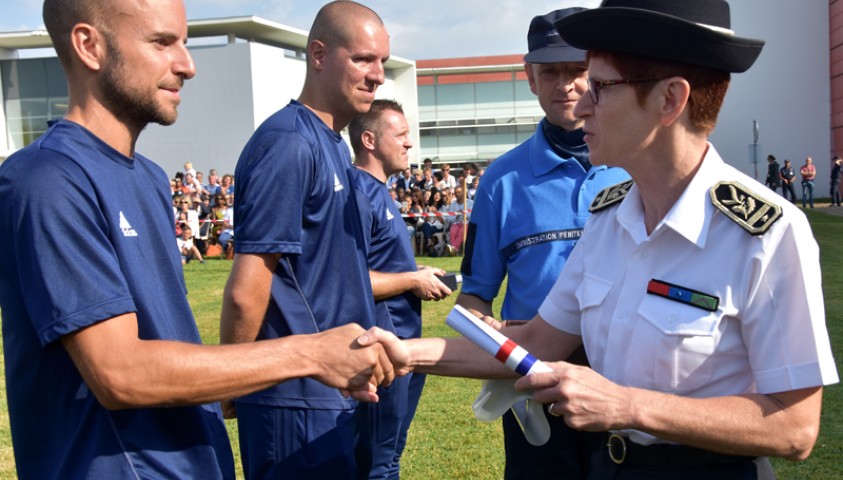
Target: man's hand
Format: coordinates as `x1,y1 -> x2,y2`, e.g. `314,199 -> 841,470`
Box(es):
306,324 -> 398,403
356,327 -> 413,378
411,265 -> 451,301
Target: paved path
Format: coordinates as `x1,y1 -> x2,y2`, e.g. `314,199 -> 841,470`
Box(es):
804,203 -> 843,217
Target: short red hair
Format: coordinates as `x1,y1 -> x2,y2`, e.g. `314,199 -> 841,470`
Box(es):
588,50 -> 730,134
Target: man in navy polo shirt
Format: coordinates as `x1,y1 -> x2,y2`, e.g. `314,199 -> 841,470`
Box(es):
349,100 -> 453,479
0,1 -> 396,478
220,2 -> 394,479
456,7 -> 629,479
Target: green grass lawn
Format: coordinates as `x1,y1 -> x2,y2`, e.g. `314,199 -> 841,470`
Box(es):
0,208 -> 842,478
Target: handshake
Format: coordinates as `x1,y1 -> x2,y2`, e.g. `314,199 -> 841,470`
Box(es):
308,323 -> 412,403
313,306 -> 516,403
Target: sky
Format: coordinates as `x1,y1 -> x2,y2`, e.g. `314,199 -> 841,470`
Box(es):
0,0 -> 601,60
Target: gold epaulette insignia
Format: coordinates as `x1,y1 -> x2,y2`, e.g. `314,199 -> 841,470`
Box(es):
590,180 -> 633,213
709,181 -> 782,236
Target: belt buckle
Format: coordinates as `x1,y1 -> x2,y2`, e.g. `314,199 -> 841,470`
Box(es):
607,433 -> 627,465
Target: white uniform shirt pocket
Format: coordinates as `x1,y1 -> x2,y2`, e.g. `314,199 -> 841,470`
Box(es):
628,295 -> 724,393
575,273 -> 614,309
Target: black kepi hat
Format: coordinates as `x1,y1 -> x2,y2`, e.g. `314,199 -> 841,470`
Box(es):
554,0 -> 764,73
524,7 -> 587,64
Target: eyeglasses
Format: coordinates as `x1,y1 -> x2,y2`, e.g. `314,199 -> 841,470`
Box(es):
587,78 -> 665,105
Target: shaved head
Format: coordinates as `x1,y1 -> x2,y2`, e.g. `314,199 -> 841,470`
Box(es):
308,0 -> 384,50
43,0 -> 117,67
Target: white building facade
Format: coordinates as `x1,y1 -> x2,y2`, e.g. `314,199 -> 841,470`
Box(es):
0,1 -> 835,185
0,17 -> 419,177
416,1 -> 833,184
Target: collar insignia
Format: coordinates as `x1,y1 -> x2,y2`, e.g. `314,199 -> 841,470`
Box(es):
590,180 -> 633,213
710,181 -> 782,236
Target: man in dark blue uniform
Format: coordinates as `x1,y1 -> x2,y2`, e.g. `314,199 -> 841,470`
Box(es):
349,99 -> 452,479
220,2 -> 397,479
0,1 -> 395,478
780,159 -> 797,203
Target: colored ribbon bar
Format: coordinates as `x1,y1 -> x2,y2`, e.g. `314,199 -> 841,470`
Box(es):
647,279 -> 719,312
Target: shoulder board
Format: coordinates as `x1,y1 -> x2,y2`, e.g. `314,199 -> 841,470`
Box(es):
709,181 -> 782,236
590,180 -> 634,213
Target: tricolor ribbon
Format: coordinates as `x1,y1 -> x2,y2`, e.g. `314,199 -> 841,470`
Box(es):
446,305 -> 551,376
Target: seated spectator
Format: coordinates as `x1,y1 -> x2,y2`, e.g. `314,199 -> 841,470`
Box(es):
182,172 -> 204,196
173,171 -> 185,192
176,196 -> 200,237
389,188 -> 401,210
440,163 -> 457,189
420,206 -> 445,256
401,194 -> 423,238
217,198 -> 235,259
210,194 -> 227,240
420,168 -> 435,190
467,176 -> 480,200
177,226 -> 204,264
220,174 -> 235,196
427,188 -> 445,211
205,169 -> 222,198
444,186 -> 473,253
175,211 -> 187,237
464,162 -> 478,184
433,171 -> 445,190
395,168 -> 413,191
412,169 -> 424,189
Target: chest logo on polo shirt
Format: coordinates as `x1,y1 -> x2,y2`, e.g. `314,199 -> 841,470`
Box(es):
118,211 -> 138,237
334,173 -> 344,192
710,181 -> 782,236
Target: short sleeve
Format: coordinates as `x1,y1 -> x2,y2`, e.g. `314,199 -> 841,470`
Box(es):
459,181 -> 507,301
234,129 -> 315,254
3,154 -> 135,345
740,219 -> 839,392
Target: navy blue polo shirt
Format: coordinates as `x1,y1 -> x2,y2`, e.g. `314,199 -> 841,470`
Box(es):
233,100 -> 377,409
0,120 -> 234,479
350,167 -> 422,340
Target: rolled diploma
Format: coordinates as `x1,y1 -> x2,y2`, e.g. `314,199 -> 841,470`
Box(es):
446,305 -> 552,376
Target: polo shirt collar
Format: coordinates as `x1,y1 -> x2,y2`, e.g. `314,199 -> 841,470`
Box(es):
529,119 -> 586,178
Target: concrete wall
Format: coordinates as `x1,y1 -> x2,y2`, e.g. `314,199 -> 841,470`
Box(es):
138,42 -> 257,178
713,1 -> 831,185
137,40 -> 418,177
0,47 -> 15,160
831,0 -> 843,159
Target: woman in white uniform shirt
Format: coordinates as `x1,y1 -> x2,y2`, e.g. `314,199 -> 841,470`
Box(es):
366,1 -> 839,478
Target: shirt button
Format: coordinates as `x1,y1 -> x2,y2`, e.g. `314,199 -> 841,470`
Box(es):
639,250 -> 648,259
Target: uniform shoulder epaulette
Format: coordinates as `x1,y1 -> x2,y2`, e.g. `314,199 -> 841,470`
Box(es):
590,180 -> 633,213
709,181 -> 782,236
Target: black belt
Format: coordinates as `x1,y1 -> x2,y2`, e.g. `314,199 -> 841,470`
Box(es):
606,433 -> 755,468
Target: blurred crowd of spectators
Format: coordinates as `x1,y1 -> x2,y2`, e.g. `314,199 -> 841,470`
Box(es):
170,159 -> 485,263
170,162 -> 235,263
384,159 -> 483,256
